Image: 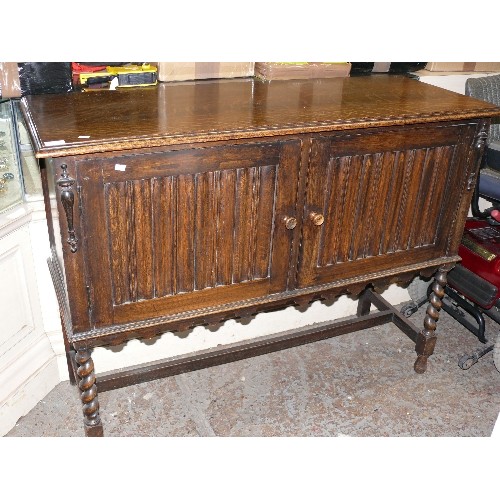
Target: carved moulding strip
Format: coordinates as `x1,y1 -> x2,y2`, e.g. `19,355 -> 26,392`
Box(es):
33,110 -> 499,159
71,255 -> 459,347
466,120 -> 489,192
47,247 -> 73,338
475,120 -> 489,152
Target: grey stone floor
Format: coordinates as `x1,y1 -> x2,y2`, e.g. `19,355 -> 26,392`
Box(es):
6,302 -> 500,437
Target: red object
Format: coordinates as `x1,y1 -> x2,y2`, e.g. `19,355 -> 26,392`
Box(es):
71,63 -> 107,86
458,218 -> 500,308
491,209 -> 500,222
71,62 -> 107,74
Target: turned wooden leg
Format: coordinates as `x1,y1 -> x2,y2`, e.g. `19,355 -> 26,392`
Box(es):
75,348 -> 104,437
414,265 -> 450,374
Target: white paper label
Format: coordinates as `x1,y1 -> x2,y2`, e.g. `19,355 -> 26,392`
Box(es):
44,140 -> 66,146
114,164 -> 127,171
78,135 -> 90,139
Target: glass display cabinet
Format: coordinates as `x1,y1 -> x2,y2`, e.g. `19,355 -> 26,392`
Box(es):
0,98 -> 42,213
12,99 -> 42,200
0,99 -> 24,213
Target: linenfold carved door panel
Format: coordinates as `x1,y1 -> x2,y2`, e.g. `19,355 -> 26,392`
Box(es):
79,140 -> 301,329
297,123 -> 479,288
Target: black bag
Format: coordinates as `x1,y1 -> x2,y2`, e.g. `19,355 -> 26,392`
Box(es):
18,62 -> 73,96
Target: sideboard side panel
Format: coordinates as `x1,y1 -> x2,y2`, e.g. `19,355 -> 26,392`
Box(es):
49,158 -> 91,332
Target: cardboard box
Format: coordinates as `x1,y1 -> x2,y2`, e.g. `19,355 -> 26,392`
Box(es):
254,62 -> 352,80
425,62 -> 500,72
0,62 -> 22,98
158,62 -> 254,82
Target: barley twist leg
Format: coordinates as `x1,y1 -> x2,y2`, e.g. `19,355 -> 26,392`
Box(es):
414,266 -> 450,374
75,348 -> 103,437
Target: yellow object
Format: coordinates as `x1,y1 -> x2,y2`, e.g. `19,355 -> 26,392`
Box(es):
79,64 -> 158,87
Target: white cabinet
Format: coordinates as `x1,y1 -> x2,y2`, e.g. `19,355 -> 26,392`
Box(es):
0,98 -> 59,435
0,204 -> 59,436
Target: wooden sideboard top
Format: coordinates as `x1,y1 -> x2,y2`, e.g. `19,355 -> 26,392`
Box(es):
21,75 -> 500,158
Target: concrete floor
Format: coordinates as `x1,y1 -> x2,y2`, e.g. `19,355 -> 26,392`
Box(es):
6,302 -> 500,437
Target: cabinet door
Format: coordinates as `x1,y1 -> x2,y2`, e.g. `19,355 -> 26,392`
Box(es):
297,123 -> 479,288
78,140 -> 300,329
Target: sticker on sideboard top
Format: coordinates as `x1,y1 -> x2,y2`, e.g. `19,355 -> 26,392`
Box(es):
115,164 -> 126,171
44,140 -> 66,146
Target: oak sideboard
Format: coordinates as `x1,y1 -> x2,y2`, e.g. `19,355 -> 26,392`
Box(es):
21,75 -> 500,436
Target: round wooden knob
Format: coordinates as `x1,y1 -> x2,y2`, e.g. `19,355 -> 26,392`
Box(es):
283,216 -> 297,230
309,212 -> 324,226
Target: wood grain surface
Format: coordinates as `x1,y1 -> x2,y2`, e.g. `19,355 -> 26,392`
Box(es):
21,75 -> 500,158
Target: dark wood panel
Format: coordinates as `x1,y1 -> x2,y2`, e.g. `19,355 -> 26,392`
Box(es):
97,143 -> 281,181
419,146 -> 456,246
349,154 -> 375,261
134,179 -> 154,300
438,124 -> 480,254
379,150 -> 407,255
215,169 -> 236,286
105,181 -> 128,304
80,140 -> 299,328
297,123 -> 478,288
105,164 -> 283,302
175,174 -> 196,293
326,122 -> 468,156
51,159 -> 90,331
232,167 -> 252,283
194,170 -> 216,290
393,148 -> 428,251
152,176 -> 176,297
254,164 -> 276,279
113,279 -> 271,324
269,140 -> 302,293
